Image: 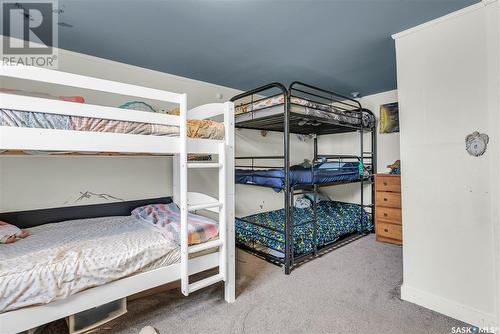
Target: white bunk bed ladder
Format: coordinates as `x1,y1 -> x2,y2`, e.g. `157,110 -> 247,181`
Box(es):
179,101 -> 234,297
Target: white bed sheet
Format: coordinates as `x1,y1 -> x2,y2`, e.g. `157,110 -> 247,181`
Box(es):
0,216 -> 180,313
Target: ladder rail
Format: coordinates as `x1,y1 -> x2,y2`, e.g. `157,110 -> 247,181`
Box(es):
188,162 -> 222,169
188,202 -> 222,211
188,238 -> 223,254
179,94 -> 189,296
219,142 -> 227,282
223,101 -> 236,302
188,274 -> 224,294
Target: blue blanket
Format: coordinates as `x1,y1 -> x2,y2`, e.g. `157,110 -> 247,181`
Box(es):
236,162 -> 360,191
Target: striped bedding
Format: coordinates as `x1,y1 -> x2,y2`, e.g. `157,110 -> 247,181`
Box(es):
0,109 -> 225,140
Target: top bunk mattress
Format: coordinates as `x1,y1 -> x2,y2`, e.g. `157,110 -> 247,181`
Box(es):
234,95 -> 375,128
0,108 -> 225,140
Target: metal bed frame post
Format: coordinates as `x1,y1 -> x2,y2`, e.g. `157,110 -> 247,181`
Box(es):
284,88 -> 292,274
313,183 -> 318,256
290,186 -> 295,269
370,113 -> 377,222
360,109 -> 377,227
360,106 -> 365,230
314,135 -> 318,158
313,135 -> 319,256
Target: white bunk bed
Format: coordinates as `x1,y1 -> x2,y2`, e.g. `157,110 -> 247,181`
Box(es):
0,65 -> 235,334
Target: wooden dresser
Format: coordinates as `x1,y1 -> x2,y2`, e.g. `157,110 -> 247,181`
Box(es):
375,174 -> 402,245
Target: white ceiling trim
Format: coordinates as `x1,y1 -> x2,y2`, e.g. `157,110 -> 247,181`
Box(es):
392,0 -> 497,40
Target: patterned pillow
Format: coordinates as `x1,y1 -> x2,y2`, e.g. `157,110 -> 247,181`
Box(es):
131,203 -> 218,245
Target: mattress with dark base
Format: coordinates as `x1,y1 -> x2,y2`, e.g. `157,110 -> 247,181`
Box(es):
236,162 -> 361,191
235,95 -> 375,128
235,201 -> 373,257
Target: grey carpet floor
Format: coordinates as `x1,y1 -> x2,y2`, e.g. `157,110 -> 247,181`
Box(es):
44,235 -> 466,334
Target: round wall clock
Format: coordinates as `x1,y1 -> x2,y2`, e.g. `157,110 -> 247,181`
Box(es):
465,131 -> 489,157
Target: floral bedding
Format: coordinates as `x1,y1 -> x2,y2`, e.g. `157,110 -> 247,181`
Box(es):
132,203 -> 219,245
236,201 -> 372,256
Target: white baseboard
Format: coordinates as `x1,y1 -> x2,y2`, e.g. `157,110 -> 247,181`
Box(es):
401,284 -> 498,329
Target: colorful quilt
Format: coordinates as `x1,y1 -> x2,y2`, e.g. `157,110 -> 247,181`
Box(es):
235,201 -> 372,256
132,203 -> 219,245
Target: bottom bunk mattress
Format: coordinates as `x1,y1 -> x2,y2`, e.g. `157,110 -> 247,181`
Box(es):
235,201 -> 372,257
0,213 -> 215,313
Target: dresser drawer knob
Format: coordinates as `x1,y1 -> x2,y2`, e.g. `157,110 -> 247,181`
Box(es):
383,182 -> 388,186
384,228 -> 389,233
383,198 -> 388,201
384,213 -> 388,217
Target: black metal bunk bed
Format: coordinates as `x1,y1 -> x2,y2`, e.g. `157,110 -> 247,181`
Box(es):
231,82 -> 377,274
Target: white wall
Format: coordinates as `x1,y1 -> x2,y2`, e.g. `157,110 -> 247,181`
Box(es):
0,46 -> 240,212
394,0 -> 499,327
235,90 -> 399,216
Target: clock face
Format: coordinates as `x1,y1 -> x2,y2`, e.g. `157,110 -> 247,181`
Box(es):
466,132 -> 489,157
469,138 -> 486,155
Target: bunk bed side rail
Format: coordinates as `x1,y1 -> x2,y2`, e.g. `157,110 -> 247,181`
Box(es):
1,64 -> 183,104
0,92 -> 181,126
289,81 -> 363,114
189,102 -> 234,120
230,82 -> 288,103
0,126 -> 183,153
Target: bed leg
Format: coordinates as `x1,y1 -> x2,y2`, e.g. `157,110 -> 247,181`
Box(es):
224,192 -> 235,303
313,184 -> 318,256
224,274 -> 235,303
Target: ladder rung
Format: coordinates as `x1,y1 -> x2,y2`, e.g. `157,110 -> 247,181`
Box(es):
187,162 -> 222,169
188,239 -> 223,254
188,274 -> 224,293
188,202 -> 222,211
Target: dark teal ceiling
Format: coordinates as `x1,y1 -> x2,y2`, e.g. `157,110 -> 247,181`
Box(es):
55,0 -> 477,96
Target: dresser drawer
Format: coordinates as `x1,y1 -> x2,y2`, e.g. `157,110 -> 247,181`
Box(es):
375,207 -> 402,224
376,175 -> 401,193
377,222 -> 402,241
376,191 -> 401,209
